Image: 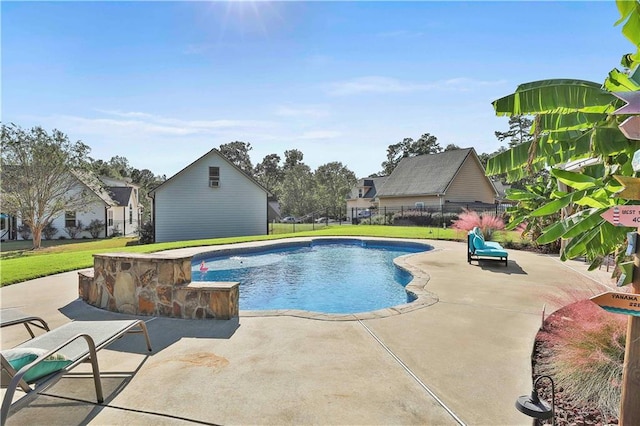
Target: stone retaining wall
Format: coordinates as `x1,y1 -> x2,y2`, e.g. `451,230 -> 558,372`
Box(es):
78,252 -> 238,320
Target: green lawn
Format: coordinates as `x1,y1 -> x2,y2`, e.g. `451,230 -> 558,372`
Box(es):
0,226 -> 526,287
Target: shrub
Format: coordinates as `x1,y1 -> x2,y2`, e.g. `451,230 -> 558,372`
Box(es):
64,220 -> 84,239
451,209 -> 505,240
136,221 -> 154,244
366,214 -> 387,225
84,219 -> 104,238
391,210 -> 458,227
17,224 -> 31,240
539,299 -> 626,416
42,222 -> 58,240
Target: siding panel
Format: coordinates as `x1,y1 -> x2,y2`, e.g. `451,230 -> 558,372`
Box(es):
154,152 -> 267,242
446,156 -> 496,203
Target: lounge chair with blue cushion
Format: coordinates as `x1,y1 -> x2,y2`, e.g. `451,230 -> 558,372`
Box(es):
1,319 -> 152,425
467,227 -> 508,267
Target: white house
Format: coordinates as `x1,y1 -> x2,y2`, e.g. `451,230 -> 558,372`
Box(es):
150,149 -> 269,243
1,174 -> 141,241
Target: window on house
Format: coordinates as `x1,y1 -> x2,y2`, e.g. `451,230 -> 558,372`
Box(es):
129,204 -> 133,224
358,189 -> 363,198
108,210 -> 113,226
65,211 -> 76,228
209,166 -> 220,188
415,202 -> 425,209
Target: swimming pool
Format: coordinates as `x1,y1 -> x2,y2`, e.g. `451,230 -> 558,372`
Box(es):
192,239 -> 432,314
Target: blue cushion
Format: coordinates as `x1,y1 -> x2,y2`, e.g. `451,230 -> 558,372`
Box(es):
484,241 -> 503,250
2,347 -> 72,383
475,248 -> 508,258
473,235 -> 485,250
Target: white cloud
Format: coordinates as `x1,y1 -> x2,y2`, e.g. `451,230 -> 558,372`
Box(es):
326,76 -> 507,96
59,110 -> 277,137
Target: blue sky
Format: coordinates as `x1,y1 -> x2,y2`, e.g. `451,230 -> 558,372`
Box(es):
2,1 -> 633,179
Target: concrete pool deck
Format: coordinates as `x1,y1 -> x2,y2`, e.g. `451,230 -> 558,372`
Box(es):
1,238 -> 615,425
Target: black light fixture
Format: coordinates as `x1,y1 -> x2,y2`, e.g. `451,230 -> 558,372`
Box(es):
515,375 -> 555,425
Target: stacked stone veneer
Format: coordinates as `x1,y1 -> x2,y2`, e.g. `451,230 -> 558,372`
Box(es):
78,252 -> 238,320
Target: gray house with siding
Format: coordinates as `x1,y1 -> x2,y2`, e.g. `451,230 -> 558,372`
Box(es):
150,149 -> 269,243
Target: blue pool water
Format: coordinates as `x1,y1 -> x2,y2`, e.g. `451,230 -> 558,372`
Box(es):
192,239 -> 431,314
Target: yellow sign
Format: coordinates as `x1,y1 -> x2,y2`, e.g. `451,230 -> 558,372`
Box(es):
614,175 -> 640,201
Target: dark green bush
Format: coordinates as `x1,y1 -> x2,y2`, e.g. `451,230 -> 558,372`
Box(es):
85,219 -> 105,238
391,210 -> 458,227
42,222 -> 57,240
137,221 -> 154,244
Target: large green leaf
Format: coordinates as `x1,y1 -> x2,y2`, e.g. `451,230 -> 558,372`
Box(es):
530,190 -> 587,216
485,141 -> 543,177
573,188 -> 619,208
537,220 -> 571,244
591,126 -> 635,156
616,0 -> 640,48
535,112 -> 608,133
551,168 -> 597,191
492,79 -> 616,117
562,209 -> 607,239
504,188 -> 543,201
604,68 -> 640,91
562,225 -> 602,259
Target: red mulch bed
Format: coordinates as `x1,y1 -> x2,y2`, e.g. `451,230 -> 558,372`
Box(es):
531,303 -> 620,426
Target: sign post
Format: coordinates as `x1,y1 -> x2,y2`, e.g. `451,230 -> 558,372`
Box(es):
600,202 -> 640,424
605,91 -> 640,423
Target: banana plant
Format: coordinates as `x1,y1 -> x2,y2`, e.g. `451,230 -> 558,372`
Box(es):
487,0 -> 640,268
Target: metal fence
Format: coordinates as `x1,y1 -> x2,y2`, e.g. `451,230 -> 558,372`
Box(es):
270,202 -> 509,234
351,202 -> 508,226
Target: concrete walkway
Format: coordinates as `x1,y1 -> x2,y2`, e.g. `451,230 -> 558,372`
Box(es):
1,239 -> 614,425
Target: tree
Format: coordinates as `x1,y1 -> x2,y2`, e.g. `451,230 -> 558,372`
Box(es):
381,138 -> 413,175
283,149 -> 304,171
413,133 -> 442,155
130,168 -> 165,221
1,124 -> 94,249
218,141 -> 254,175
494,115 -> 534,147
279,163 -> 315,216
89,156 -> 132,179
314,162 -> 357,217
444,144 -> 461,151
380,133 -> 442,175
485,2 -> 640,419
254,153 -> 283,196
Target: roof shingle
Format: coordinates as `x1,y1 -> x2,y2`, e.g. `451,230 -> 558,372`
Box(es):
375,148 -> 474,197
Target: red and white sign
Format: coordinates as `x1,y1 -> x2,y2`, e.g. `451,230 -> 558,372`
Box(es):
613,92 -> 640,115
591,292 -> 640,317
620,116 -> 640,141
601,206 -> 640,227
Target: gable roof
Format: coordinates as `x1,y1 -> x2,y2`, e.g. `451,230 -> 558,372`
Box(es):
108,186 -> 133,206
375,148 -> 489,197
73,170 -> 118,207
348,176 -> 388,199
150,148 -> 270,196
